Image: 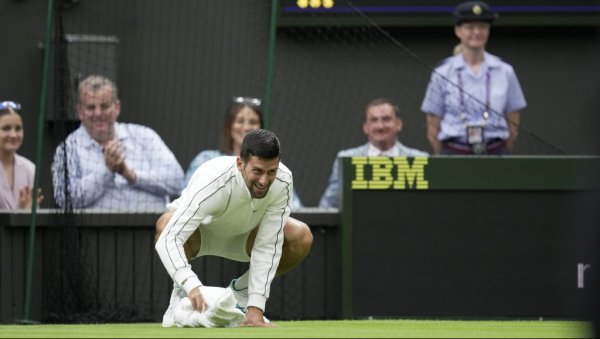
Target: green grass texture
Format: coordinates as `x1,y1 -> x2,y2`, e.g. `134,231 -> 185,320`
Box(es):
0,320 -> 594,338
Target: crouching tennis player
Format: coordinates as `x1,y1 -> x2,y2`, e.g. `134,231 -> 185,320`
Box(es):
155,129 -> 313,327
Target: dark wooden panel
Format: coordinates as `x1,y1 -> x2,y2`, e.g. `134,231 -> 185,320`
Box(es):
304,226 -> 339,319
98,228 -> 118,310
115,228 -> 135,308
30,228 -> 44,322
1,211 -> 339,323
133,230 -> 154,320
10,227 -> 26,322
0,223 -> 10,321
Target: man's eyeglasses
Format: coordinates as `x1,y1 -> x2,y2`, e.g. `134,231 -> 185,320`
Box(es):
0,101 -> 21,111
232,96 -> 262,107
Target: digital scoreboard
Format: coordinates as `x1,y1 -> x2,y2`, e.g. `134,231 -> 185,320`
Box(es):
278,0 -> 600,26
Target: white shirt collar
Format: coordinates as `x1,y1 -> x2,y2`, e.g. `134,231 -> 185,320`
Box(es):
367,141 -> 400,157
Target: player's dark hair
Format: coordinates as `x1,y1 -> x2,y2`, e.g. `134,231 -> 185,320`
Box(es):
240,129 -> 280,162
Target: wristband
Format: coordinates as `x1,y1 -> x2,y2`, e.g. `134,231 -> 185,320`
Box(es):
181,276 -> 203,295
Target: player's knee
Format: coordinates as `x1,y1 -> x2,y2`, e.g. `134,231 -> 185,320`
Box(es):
286,220 -> 313,255
299,222 -> 313,252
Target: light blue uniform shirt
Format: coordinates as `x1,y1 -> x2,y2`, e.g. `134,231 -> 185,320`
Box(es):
52,123 -> 184,212
184,149 -> 305,210
421,52 -> 526,143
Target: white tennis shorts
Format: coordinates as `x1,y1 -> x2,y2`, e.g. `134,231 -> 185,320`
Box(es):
194,228 -> 252,262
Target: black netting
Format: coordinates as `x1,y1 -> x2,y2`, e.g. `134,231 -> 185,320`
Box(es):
41,0 -> 566,323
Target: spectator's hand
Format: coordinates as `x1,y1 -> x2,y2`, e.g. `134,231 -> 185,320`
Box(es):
103,139 -> 126,173
18,187 -> 44,209
104,140 -> 136,183
187,287 -> 207,312
240,307 -> 276,327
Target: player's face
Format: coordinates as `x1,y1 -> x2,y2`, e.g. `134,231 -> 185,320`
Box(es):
455,21 -> 490,50
231,107 -> 262,150
363,103 -> 402,150
77,86 -> 120,144
0,113 -> 24,154
237,155 -> 279,199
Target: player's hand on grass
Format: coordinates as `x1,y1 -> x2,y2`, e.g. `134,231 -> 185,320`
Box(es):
240,307 -> 276,327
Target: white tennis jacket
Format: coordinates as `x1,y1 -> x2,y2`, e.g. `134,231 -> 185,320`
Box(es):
156,156 -> 293,312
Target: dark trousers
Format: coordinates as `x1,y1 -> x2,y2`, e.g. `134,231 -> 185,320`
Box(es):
441,138 -> 508,155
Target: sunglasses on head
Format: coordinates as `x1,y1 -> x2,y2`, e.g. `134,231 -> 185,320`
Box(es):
0,101 -> 21,111
232,96 -> 262,107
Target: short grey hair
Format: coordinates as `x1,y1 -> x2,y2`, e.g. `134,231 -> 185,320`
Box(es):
78,75 -> 119,103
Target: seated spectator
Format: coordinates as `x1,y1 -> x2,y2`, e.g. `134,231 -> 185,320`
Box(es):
51,75 -> 184,211
184,96 -> 304,210
319,98 -> 428,209
0,101 -> 43,209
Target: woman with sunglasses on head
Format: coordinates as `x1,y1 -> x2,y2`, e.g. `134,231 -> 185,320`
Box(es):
0,101 -> 44,210
183,97 -> 304,210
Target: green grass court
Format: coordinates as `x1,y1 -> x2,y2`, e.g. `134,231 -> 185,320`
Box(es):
0,319 -> 593,338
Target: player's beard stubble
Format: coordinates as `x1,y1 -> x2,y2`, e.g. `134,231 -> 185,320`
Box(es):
248,181 -> 269,199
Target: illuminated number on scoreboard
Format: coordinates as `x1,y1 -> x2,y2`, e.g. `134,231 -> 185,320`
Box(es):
297,0 -> 335,9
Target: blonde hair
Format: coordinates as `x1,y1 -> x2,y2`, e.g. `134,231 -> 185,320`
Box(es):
0,106 -> 19,118
453,43 -> 462,55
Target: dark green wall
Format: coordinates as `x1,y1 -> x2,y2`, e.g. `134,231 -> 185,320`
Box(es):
1,1 -> 599,207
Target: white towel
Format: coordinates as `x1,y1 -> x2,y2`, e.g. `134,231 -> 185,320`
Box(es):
173,286 -> 245,328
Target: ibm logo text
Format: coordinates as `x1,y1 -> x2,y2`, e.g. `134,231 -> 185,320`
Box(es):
351,157 -> 429,190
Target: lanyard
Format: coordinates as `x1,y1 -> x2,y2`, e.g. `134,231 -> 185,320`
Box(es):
457,69 -> 491,125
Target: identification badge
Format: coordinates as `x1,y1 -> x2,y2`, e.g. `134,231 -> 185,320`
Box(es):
466,124 -> 486,154
466,124 -> 484,145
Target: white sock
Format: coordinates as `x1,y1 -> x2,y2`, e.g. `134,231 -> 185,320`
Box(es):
233,271 -> 249,290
